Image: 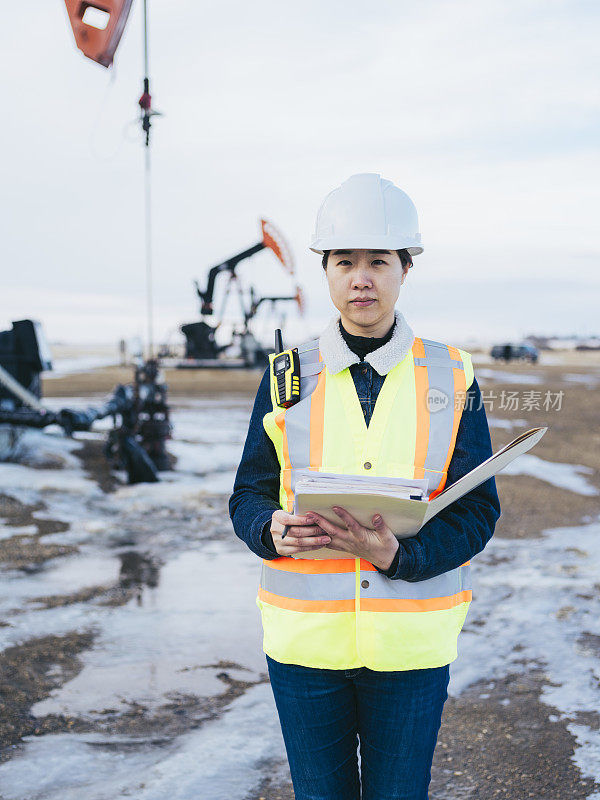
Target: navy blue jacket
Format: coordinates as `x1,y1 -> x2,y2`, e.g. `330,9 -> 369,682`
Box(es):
229,360 -> 501,581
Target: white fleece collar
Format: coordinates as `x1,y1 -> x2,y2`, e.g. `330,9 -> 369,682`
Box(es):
318,309 -> 415,376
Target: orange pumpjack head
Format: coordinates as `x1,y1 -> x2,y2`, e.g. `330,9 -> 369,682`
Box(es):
295,285 -> 306,316
64,0 -> 134,68
261,218 -> 295,276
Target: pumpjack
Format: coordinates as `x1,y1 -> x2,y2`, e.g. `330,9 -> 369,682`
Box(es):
179,219 -> 305,369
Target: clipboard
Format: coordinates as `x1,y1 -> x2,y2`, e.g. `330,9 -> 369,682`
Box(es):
292,427 -> 547,559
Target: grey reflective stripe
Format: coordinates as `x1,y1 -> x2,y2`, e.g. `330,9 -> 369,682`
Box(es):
283,358 -> 322,485
261,564 -> 355,600
300,362 -> 324,377
298,341 -> 324,378
299,353 -> 321,368
360,564 -> 471,599
420,338 -> 451,354
297,338 -> 320,354
283,340 -> 324,472
416,339 -> 463,479
280,363 -> 321,497
298,345 -> 320,362
424,467 -> 445,491
285,393 -> 312,472
260,563 -> 471,602
423,361 -> 455,476
414,357 -> 463,369
298,372 -> 320,402
299,353 -> 320,368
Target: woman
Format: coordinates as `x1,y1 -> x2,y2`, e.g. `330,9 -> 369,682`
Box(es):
229,173 -> 501,800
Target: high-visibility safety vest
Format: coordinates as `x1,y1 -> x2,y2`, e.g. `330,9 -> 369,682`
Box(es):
257,336 -> 474,671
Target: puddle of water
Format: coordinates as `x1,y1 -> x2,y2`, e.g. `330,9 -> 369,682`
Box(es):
30,543 -> 265,717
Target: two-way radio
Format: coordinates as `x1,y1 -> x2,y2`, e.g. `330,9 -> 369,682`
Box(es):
272,329 -> 301,408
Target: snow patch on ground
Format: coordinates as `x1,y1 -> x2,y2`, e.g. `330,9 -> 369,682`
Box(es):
0,683 -> 288,800
563,372 -> 600,387
42,357 -> 121,378
487,416 -> 528,430
451,519 -> 600,790
476,368 -> 544,385
500,454 -> 598,495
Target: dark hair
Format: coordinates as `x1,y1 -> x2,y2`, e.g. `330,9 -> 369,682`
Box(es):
321,249 -> 413,271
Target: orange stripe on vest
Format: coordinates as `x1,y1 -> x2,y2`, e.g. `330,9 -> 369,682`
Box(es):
258,587 -> 355,613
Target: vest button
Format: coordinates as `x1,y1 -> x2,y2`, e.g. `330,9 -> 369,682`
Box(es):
361,580 -> 370,589
361,366 -> 368,374
364,461 -> 372,470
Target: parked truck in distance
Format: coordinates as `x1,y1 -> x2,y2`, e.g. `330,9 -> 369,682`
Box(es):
490,342 -> 539,363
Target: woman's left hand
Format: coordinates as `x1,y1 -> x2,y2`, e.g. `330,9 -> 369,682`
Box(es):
305,506 -> 399,571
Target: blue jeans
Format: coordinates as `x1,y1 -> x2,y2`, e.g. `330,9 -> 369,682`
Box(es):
266,655 -> 449,800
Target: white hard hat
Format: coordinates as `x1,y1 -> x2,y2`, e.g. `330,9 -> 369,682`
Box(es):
309,173 -> 423,257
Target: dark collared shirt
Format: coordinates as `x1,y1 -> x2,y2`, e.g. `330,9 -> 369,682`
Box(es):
228,346 -> 501,581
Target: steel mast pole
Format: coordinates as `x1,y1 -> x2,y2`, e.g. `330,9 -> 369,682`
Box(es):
139,0 -> 154,361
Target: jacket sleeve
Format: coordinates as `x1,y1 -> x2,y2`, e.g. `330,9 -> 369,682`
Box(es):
228,366 -> 281,560
375,377 -> 501,581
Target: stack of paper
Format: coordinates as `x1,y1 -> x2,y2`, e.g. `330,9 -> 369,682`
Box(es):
291,426 -> 548,560
293,473 -> 431,559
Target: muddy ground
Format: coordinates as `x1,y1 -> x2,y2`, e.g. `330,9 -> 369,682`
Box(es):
0,354 -> 599,798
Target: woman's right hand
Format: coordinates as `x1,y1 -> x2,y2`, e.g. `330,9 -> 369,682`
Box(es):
269,510 -> 331,557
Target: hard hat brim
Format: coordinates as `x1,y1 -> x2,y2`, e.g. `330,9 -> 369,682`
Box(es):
310,236 -> 423,257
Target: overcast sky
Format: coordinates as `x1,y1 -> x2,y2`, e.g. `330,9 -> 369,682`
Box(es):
1,0 -> 598,350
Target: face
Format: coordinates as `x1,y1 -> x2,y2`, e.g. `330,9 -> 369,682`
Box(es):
324,249 -> 409,336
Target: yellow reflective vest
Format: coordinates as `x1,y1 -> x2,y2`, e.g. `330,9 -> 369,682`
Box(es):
257,335 -> 474,671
